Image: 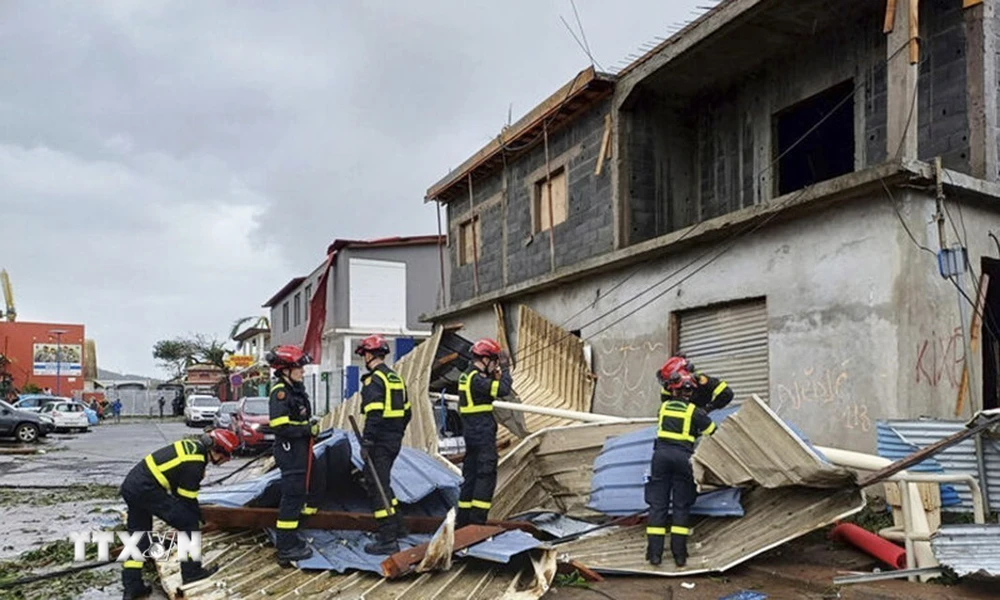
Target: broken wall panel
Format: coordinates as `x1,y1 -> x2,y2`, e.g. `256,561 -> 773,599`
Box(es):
496,306 -> 596,448
319,327 -> 448,465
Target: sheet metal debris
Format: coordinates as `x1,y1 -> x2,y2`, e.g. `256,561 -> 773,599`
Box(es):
458,529 -> 543,564
876,421 -> 962,507
554,396 -> 865,576
588,407 -> 744,517
930,524 -> 1000,577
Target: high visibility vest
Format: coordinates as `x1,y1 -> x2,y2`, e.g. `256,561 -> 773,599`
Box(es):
143,439 -> 205,499
362,369 -> 410,419
457,370 -> 498,415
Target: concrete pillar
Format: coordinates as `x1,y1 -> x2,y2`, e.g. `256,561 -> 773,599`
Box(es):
886,0 -> 920,161
965,2 -> 998,181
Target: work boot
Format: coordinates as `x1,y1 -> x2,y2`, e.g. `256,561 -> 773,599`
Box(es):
673,554 -> 687,568
456,508 -> 470,529
392,513 -> 409,540
646,537 -> 664,566
180,561 -> 218,584
276,543 -> 313,564
122,582 -> 152,600
364,537 -> 400,555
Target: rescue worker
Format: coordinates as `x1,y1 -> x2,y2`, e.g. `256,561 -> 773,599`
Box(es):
119,428 -> 238,599
659,354 -> 734,412
456,339 -> 512,527
355,335 -> 411,554
266,345 -> 319,564
646,371 -> 717,568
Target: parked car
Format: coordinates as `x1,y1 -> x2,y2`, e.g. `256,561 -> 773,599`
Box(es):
38,400 -> 90,433
233,396 -> 272,449
0,400 -> 55,442
184,395 -> 221,427
213,401 -> 240,429
11,394 -> 52,412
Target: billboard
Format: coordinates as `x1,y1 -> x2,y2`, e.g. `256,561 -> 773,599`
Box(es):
33,343 -> 83,376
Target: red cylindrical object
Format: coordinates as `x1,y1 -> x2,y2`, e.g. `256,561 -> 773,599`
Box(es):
829,523 -> 906,569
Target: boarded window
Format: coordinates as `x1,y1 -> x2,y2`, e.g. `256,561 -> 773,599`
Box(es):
459,218 -> 481,266
676,299 -> 769,404
534,168 -> 568,233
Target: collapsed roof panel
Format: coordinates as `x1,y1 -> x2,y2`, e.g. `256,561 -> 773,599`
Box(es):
930,524 -> 1000,577
496,306 -> 596,448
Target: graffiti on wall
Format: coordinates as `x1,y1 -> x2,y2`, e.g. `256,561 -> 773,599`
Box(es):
594,338 -> 664,414
775,360 -> 870,432
914,327 -> 965,389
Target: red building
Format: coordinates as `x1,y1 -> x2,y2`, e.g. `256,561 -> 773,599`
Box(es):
0,321 -> 86,397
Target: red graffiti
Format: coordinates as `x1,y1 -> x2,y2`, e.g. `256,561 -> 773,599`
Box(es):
915,327 -> 965,389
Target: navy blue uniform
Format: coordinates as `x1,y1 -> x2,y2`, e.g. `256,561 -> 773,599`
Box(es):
456,366 -> 512,526
360,363 -> 411,542
690,373 -> 733,412
269,379 -> 313,552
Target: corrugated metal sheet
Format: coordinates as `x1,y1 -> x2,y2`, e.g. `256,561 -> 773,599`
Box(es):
497,306 -> 596,448
930,524 -> 1000,577
458,530 -> 542,564
157,530 -> 559,600
880,419 -> 1000,512
693,396 -> 856,490
678,300 -> 769,403
493,421 -> 652,519
290,529 -> 432,574
320,327 -> 449,466
875,422 -> 962,507
587,407 -> 745,517
555,396 -> 864,575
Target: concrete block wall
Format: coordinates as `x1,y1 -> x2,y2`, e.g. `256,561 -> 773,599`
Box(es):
917,0 -> 971,171
447,98 -> 615,304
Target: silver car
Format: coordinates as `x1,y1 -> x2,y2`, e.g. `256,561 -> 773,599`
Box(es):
213,401 -> 240,429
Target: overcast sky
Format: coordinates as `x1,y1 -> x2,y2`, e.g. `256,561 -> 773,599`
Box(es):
1,0 -> 707,377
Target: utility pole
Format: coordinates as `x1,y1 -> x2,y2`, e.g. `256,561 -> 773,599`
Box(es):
49,329 -> 67,397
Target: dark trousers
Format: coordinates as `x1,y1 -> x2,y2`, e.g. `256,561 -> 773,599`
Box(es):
274,438 -> 309,551
120,476 -> 201,591
645,443 -> 697,562
458,442 -> 498,526
365,438 -> 403,541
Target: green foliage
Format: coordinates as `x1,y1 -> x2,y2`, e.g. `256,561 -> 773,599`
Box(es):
553,570 -> 590,588
20,383 -> 41,394
153,334 -> 235,379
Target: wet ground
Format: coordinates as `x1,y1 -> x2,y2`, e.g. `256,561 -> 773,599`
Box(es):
0,418 -> 258,600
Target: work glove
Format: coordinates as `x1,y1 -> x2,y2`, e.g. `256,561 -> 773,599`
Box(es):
309,417 -> 320,438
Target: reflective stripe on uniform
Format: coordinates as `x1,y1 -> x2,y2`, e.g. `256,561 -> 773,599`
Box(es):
703,422 -> 717,436
362,402 -> 385,414
489,380 -> 500,398
276,520 -> 299,529
471,499 -> 492,510
711,381 -> 728,400
374,508 -> 392,519
391,498 -> 399,506
458,372 -> 493,414
301,506 -> 318,515
176,487 -> 198,499
657,402 -> 696,442
646,527 -> 666,536
123,560 -> 145,569
373,370 -> 409,418
144,440 -> 205,491
457,500 -> 473,509
269,415 -> 308,427
271,382 -> 286,392
671,526 -> 691,535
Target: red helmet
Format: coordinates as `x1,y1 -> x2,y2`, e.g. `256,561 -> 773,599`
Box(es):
266,345 -> 312,369
657,355 -> 692,384
667,372 -> 697,392
355,335 -> 390,357
204,428 -> 239,455
470,338 -> 502,359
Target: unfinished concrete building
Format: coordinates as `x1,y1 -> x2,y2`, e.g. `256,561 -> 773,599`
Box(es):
424,0 -> 1000,452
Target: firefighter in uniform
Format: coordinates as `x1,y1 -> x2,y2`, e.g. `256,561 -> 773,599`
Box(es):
266,345 -> 319,564
355,335 -> 411,554
456,338 -> 512,527
646,370 -> 717,568
119,428 -> 238,599
661,354 -> 734,412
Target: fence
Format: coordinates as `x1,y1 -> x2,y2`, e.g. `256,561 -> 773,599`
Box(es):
76,389 -> 182,417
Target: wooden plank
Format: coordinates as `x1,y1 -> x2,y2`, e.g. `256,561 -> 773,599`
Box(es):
857,413 -> 1000,487
963,0 -> 983,7
594,114 -> 612,176
956,273 -> 989,416
908,0 -> 919,64
884,0 -> 898,33
199,506 -> 537,536
381,525 -> 505,579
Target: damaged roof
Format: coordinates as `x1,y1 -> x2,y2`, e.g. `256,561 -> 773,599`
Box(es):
930,524 -> 1000,578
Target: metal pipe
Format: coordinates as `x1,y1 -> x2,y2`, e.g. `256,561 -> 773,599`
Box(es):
429,393 -> 629,423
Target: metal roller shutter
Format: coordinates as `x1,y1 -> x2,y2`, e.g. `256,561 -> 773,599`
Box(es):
677,299 -> 769,403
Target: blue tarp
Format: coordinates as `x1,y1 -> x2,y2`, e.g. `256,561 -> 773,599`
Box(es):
201,429 -> 462,573
588,406 -> 745,517
876,421 -> 961,507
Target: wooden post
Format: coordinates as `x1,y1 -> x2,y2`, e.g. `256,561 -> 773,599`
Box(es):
468,173 -> 480,296
908,0 -> 920,65
543,122 -> 557,272
884,0 -> 898,34
435,201 -> 447,309
956,273 -> 990,416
